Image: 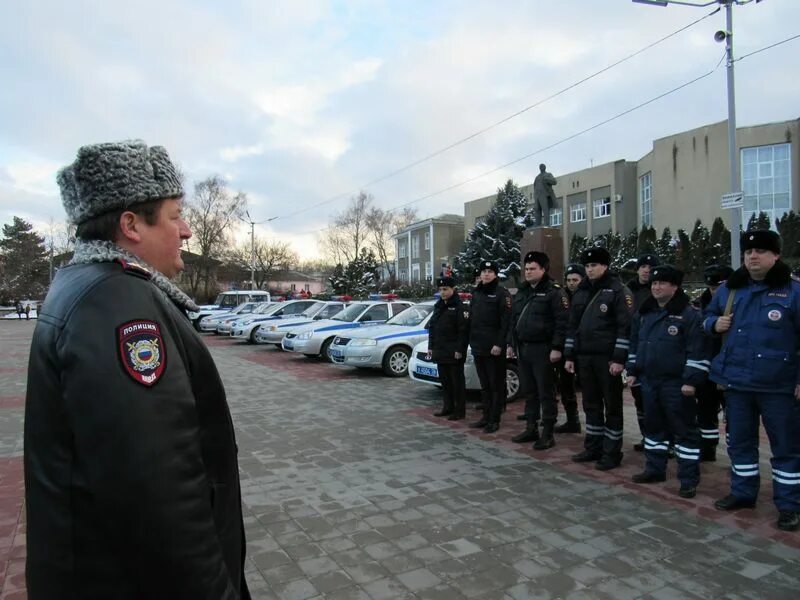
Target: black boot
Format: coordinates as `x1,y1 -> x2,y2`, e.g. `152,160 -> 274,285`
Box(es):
433,408 -> 453,417
469,418 -> 488,428
700,447 -> 717,462
534,422 -> 555,450
554,416 -> 581,434
512,422 -> 539,444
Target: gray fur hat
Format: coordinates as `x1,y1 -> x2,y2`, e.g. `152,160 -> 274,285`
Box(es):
57,140 -> 184,225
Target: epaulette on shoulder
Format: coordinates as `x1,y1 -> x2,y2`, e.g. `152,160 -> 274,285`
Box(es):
553,283 -> 561,288
114,258 -> 152,280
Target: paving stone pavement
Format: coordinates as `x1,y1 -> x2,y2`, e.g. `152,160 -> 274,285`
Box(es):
2,323 -> 800,599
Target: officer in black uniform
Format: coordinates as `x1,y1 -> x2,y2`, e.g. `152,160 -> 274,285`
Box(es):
696,264 -> 734,461
468,260 -> 512,433
565,247 -> 634,470
626,253 -> 660,451
554,263 -> 586,433
426,276 -> 469,420
507,251 -> 569,449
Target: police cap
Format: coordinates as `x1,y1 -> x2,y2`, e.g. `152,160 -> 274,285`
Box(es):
580,246 -> 610,266
479,260 -> 499,274
637,253 -> 660,268
741,229 -> 781,254
650,264 -> 683,286
565,263 -> 586,278
437,276 -> 455,288
523,251 -> 550,270
703,264 -> 734,287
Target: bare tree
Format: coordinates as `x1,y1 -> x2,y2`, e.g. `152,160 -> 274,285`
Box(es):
320,191 -> 373,265
228,238 -> 298,289
184,176 -> 246,300
364,206 -> 418,282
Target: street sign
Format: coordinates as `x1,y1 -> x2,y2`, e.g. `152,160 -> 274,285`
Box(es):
721,192 -> 743,210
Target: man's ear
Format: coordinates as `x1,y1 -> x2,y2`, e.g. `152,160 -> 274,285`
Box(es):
118,210 -> 142,243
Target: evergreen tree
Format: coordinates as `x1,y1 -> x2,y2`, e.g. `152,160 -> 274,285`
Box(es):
656,227 -> 677,264
708,217 -> 731,266
568,234 -> 590,263
455,179 -> 534,282
636,226 -> 657,254
746,211 -> 771,231
675,228 -> 692,274
328,263 -> 346,294
776,211 -> 800,260
689,219 -> 712,276
343,248 -> 379,298
0,216 -> 49,304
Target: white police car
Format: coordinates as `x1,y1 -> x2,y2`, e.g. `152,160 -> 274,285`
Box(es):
229,299 -> 318,342
330,302 -> 434,376
281,300 -> 412,361
408,339 -> 521,401
187,290 -> 271,330
254,301 -> 348,345
198,301 -> 264,333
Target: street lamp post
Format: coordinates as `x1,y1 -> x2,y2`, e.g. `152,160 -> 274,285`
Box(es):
632,0 -> 758,268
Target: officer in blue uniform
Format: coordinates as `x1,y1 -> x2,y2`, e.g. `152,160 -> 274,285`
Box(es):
626,265 -> 710,498
703,230 -> 800,531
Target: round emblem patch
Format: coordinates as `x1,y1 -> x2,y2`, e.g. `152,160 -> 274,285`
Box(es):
667,325 -> 679,336
768,309 -> 782,322
117,320 -> 166,387
599,303 -> 608,313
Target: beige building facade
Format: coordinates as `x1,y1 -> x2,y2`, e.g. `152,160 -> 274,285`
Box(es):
464,117 -> 799,260
393,214 -> 464,284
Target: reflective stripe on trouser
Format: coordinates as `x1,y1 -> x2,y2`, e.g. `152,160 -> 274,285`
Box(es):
474,354 -> 507,424
578,355 -> 624,459
518,342 -> 556,424
696,380 -> 722,450
642,379 -> 701,487
725,390 -> 800,511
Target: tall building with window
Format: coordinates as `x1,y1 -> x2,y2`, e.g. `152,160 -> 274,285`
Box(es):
464,117 -> 800,260
393,214 -> 465,284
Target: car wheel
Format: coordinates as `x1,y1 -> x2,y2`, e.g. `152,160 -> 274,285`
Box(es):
248,328 -> 258,344
382,346 -> 410,377
320,338 -> 334,362
193,319 -> 203,332
506,363 -> 520,401
303,353 -> 317,358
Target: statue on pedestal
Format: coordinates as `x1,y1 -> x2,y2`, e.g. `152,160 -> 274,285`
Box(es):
533,163 -> 557,226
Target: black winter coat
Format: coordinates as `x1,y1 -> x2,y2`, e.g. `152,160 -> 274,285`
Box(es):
507,275 -> 569,351
468,278 -> 511,356
25,261 -> 249,600
565,270 -> 634,363
626,277 -> 652,312
427,294 -> 469,363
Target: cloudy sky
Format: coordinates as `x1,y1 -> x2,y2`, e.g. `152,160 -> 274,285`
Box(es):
1,0 -> 798,259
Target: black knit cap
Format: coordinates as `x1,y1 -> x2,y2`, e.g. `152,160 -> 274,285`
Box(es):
479,260 -> 499,274
741,229 -> 781,254
636,253 -> 660,268
703,264 -> 734,286
580,247 -> 610,266
437,276 -> 455,288
565,263 -> 586,278
523,251 -> 550,270
650,264 -> 683,286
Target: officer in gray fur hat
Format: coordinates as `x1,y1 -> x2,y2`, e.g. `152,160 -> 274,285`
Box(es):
25,141 -> 251,598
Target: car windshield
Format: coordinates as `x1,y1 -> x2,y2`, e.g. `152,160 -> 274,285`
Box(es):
331,303 -> 368,322
251,302 -> 277,315
230,302 -> 252,314
386,304 -> 434,326
301,302 -> 327,317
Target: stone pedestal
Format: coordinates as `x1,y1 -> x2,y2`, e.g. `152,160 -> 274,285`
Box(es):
520,226 -> 564,279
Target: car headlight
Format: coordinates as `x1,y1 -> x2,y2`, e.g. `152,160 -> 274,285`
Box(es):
297,331 -> 313,340
266,325 -> 278,332
187,311 -> 199,319
241,320 -> 253,326
350,338 -> 377,346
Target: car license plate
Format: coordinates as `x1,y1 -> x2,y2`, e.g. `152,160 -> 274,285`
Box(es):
329,348 -> 343,358
416,365 -> 438,377
284,339 -> 294,349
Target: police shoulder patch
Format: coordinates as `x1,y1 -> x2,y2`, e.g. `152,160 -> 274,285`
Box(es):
118,320 -> 166,387
624,294 -> 634,309
561,296 -> 569,310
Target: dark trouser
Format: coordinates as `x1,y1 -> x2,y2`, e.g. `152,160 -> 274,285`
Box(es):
578,355 -> 623,460
518,342 -> 556,425
554,360 -> 579,420
696,381 -> 723,451
725,390 -> 800,511
642,380 -> 701,488
437,360 -> 466,417
474,354 -> 507,425
631,384 -> 646,438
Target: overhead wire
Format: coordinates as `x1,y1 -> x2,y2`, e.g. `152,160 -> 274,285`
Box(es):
273,7 -> 721,222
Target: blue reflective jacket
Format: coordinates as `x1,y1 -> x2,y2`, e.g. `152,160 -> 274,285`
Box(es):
626,290 -> 711,387
702,261 -> 800,394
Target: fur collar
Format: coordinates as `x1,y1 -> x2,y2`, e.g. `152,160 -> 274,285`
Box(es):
726,259 -> 791,290
477,277 -> 500,294
639,289 -> 690,315
580,268 -> 614,292
70,239 -> 198,312
699,288 -> 713,310
519,273 -> 552,293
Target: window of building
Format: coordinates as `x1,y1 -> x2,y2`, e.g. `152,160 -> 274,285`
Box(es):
398,242 -> 406,259
304,284 -> 310,291
411,263 -> 420,281
570,203 -> 586,223
400,269 -> 407,281
290,283 -> 296,291
640,172 -> 652,227
593,197 -> 611,218
741,143 -> 791,228
424,231 -> 430,250
424,262 -> 432,280
549,208 -> 562,227
411,236 -> 419,259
